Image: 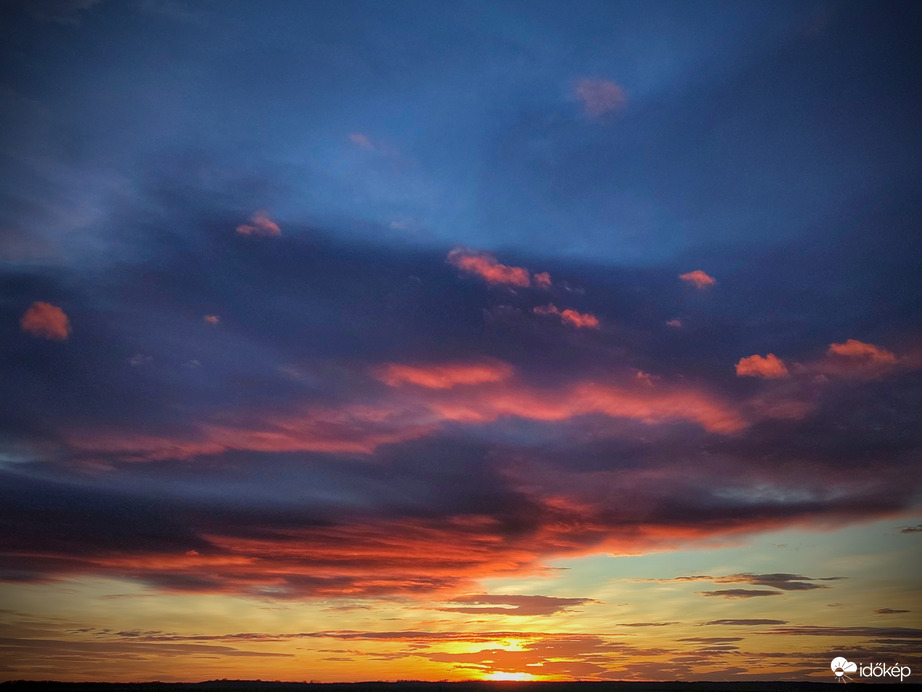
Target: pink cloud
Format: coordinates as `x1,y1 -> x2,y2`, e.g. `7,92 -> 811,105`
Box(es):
666,319 -> 683,328
20,301 -> 71,341
374,360 -> 515,389
447,248 -> 535,288
573,77 -> 627,118
236,210 -> 281,237
827,339 -> 896,364
348,132 -> 375,150
679,270 -> 716,288
533,303 -> 600,329
533,271 -> 552,289
203,315 -> 220,324
735,354 -> 789,379
68,369 -> 747,464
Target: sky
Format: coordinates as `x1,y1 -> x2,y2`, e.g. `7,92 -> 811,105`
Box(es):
1,0 -> 921,684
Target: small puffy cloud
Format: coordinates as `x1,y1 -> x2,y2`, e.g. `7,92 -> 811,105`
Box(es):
447,247 -> 550,288
573,77 -> 627,118
203,315 -> 220,324
20,301 -> 71,340
374,359 -> 514,389
533,303 -> 600,329
679,270 -> 716,288
666,319 -> 683,328
735,353 -> 789,379
128,353 -> 151,367
236,210 -> 281,237
827,339 -> 896,365
348,132 -> 375,150
533,271 -> 552,289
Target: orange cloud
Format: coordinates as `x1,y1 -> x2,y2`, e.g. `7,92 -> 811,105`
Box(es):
20,301 -> 71,340
374,360 -> 514,389
573,77 -> 626,118
533,304 -> 600,329
827,339 -> 896,364
679,270 -> 716,288
68,370 -> 746,463
236,210 -> 281,236
735,354 -> 789,379
447,248 -> 532,287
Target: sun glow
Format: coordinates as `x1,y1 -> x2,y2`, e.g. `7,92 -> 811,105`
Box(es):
484,672 -> 536,681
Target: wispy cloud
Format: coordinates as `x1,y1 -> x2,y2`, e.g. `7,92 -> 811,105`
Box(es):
533,303 -> 600,329
659,572 -> 840,591
236,210 -> 281,236
447,247 -> 551,288
439,594 -> 598,617
20,301 -> 71,340
703,619 -> 788,626
699,589 -> 782,598
762,626 -> 922,638
679,270 -> 716,288
735,353 -> 789,378
374,359 -> 514,389
875,608 -> 910,615
348,132 -> 375,150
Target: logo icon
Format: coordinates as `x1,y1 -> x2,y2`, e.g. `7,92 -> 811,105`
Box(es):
831,657 -> 858,683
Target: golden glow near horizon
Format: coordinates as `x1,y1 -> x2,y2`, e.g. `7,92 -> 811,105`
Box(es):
1,518 -> 919,683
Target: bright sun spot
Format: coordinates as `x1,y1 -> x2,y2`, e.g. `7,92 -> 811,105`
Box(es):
485,672 -> 535,681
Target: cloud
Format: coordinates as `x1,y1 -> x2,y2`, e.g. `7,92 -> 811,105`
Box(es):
446,247 -> 550,288
439,594 -> 598,617
700,589 -> 782,598
374,360 -> 514,389
235,210 -> 281,236
799,339 -> 906,380
20,301 -> 71,340
900,524 -> 922,534
533,272 -> 552,289
875,608 -> 910,615
573,77 -> 627,118
679,270 -> 716,288
735,353 -> 789,379
662,572 -> 840,591
619,622 -> 679,627
533,303 -> 600,329
203,314 -> 220,324
64,375 -> 748,463
703,619 -> 788,626
762,626 -> 922,638
827,339 -> 896,364
348,133 -> 375,150
666,319 -> 683,328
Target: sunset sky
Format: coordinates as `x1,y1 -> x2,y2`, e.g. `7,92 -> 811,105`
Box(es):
1,0 -> 921,683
